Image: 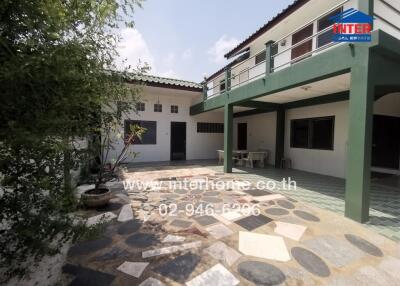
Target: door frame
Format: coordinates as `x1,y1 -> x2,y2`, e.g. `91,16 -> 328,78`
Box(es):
170,121 -> 187,161
371,114 -> 400,174
237,122 -> 247,150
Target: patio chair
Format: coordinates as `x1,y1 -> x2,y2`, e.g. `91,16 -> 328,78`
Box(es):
257,149 -> 270,165
217,150 -> 240,165
241,152 -> 265,168
217,150 -> 224,164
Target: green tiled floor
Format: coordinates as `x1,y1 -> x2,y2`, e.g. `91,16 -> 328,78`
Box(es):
126,160 -> 400,241
206,164 -> 400,242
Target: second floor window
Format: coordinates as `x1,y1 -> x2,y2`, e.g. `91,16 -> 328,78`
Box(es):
171,105 -> 178,113
255,51 -> 266,65
317,7 -> 343,48
291,23 -> 313,62
220,80 -> 226,92
154,103 -> 162,112
136,102 -> 145,111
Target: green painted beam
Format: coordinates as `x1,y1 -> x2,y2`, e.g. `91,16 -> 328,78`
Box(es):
345,46 -> 374,223
228,43 -> 354,105
283,91 -> 349,109
233,108 -> 275,118
190,31 -> 383,116
275,108 -> 285,168
224,104 -> 233,173
190,94 -> 226,115
235,101 -> 281,110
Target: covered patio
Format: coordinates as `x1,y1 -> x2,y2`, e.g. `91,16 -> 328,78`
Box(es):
208,164 -> 400,241
125,160 -> 400,241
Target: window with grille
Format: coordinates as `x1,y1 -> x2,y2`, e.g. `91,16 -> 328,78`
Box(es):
291,116 -> 334,150
124,120 -> 157,144
171,105 -> 178,113
197,122 -> 224,133
154,103 -> 162,112
136,102 -> 145,111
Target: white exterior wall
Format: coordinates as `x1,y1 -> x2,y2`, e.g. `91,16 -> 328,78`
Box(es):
233,112 -> 277,165
108,86 -> 224,163
207,0 -> 358,94
284,101 -> 349,178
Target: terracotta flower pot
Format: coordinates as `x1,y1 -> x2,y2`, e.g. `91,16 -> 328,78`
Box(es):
81,187 -> 112,208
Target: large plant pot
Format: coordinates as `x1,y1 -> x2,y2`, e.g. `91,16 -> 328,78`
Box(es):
81,187 -> 112,208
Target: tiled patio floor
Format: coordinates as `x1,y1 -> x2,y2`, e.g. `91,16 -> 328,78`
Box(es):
204,164 -> 400,242
62,163 -> 400,285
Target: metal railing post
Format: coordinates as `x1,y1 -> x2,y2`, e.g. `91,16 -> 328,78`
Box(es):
225,67 -> 231,93
202,82 -> 208,100
265,41 -> 274,76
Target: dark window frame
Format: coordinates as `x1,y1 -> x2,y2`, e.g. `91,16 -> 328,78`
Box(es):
317,7 -> 343,48
291,23 -> 314,62
136,102 -> 145,111
197,122 -> 224,133
290,116 -> 335,150
171,105 -> 178,114
255,51 -> 266,65
154,103 -> 162,112
219,80 -> 226,92
124,120 -> 157,145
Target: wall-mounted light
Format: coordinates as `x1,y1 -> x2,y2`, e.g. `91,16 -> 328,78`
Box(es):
280,39 -> 287,47
300,85 -> 311,91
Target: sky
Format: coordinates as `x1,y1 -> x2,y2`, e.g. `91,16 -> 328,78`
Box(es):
117,0 -> 295,82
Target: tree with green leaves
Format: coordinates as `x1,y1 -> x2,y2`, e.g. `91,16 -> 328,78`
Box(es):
0,0 -> 146,281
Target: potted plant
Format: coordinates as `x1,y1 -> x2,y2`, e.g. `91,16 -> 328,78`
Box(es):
81,124 -> 145,207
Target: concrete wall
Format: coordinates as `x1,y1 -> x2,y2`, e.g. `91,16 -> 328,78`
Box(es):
284,101 -> 349,178
233,112 -> 277,165
108,85 -> 224,163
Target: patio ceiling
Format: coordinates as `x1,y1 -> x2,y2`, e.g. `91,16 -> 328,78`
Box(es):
256,73 -> 350,104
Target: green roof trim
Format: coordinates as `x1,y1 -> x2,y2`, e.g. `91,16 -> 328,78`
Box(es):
128,74 -> 202,91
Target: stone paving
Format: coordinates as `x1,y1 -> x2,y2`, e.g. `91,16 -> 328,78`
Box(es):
62,164 -> 400,285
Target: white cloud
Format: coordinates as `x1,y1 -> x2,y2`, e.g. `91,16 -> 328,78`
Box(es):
159,69 -> 180,79
116,28 -> 155,70
116,28 -> 180,78
182,48 -> 192,60
163,52 -> 176,67
208,35 -> 240,64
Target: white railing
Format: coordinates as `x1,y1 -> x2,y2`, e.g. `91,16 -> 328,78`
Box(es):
374,0 -> 400,38
205,0 -> 350,98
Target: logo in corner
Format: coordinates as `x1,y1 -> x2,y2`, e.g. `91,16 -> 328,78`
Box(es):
330,8 -> 373,42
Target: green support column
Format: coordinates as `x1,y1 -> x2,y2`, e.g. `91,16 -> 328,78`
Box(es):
224,104 -> 233,173
265,41 -> 274,76
275,107 -> 285,168
345,47 -> 374,223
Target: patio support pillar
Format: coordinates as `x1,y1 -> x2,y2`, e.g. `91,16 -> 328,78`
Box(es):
224,103 -> 233,173
275,107 -> 285,168
265,41 -> 274,76
345,47 -> 374,223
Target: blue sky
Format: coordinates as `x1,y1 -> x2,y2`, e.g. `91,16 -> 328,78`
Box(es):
117,0 -> 294,82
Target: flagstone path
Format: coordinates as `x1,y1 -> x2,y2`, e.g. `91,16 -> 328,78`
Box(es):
61,166 -> 400,285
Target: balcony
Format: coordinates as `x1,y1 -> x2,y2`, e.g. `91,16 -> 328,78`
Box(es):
203,0 -> 400,100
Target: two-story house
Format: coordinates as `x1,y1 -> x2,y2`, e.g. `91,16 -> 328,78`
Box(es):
190,0 -> 400,223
